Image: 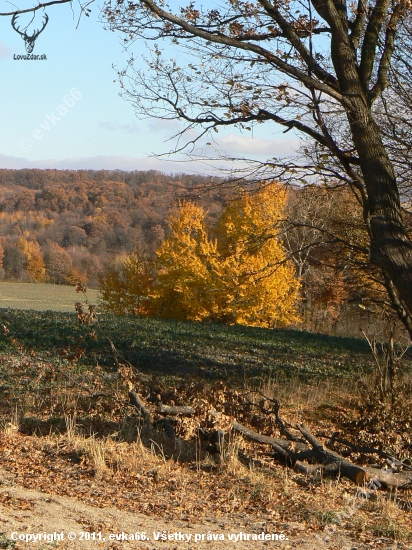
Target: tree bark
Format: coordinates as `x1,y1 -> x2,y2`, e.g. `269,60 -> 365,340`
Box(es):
346,104 -> 412,319
232,420 -> 307,451
363,467 -> 412,489
315,0 -> 412,326
296,424 -> 367,484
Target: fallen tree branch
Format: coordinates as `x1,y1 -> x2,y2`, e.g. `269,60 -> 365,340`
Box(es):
363,467 -> 412,489
158,404 -> 195,415
233,420 -> 366,483
273,399 -> 301,442
232,420 -> 304,451
327,436 -> 412,471
242,389 -> 302,442
129,391 -> 152,422
296,424 -> 367,484
123,387 -> 411,489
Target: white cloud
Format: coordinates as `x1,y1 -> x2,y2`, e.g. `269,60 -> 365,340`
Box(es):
99,121 -> 142,135
146,118 -> 182,135
211,133 -> 299,158
0,133 -> 299,176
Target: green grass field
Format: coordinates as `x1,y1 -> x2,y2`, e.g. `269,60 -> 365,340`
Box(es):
0,282 -> 100,312
0,306 -> 375,383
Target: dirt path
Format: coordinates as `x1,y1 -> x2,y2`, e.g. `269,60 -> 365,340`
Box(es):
0,469 -> 407,550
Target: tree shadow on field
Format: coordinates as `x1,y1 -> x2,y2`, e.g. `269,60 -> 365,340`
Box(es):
0,308 -> 373,385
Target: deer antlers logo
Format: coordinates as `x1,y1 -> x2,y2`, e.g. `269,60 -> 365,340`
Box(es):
11,13 -> 49,54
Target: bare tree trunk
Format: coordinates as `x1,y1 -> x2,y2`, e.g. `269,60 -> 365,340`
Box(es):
316,1 -> 412,335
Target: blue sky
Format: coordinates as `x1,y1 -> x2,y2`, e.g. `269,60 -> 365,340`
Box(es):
0,2 -> 298,173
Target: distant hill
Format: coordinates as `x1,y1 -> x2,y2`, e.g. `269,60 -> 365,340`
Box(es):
0,153 -> 206,173
0,168 -> 224,288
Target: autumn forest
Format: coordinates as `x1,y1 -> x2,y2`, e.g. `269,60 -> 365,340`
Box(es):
0,168 -> 395,337
0,168 -> 215,284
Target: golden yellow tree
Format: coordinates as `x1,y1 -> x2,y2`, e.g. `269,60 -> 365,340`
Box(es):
211,184 -> 300,327
154,185 -> 300,327
100,184 -> 300,327
155,202 -> 219,321
17,238 -> 46,282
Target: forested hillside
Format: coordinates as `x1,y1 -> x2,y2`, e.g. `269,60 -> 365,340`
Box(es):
0,169 -> 222,287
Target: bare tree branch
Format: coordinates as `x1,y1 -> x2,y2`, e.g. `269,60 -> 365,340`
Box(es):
0,0 -> 72,16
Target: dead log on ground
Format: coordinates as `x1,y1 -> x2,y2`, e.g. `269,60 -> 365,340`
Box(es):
242,389 -> 302,442
363,467 -> 412,489
158,404 -> 195,415
234,420 -> 366,484
126,388 -> 412,489
129,391 -> 152,422
232,420 -> 308,452
327,434 -> 412,471
294,423 -> 367,484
